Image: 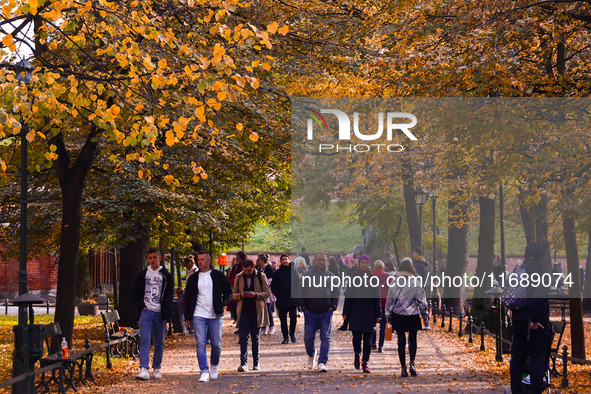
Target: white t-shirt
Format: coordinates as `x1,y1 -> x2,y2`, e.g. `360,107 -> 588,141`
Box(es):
144,266 -> 163,313
194,270 -> 216,319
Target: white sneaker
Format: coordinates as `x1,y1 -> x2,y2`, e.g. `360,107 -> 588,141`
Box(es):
253,364 -> 260,370
199,371 -> 209,382
237,364 -> 248,372
210,365 -> 219,380
269,326 -> 276,335
135,368 -> 150,380
153,369 -> 162,379
318,363 -> 327,373
307,355 -> 317,369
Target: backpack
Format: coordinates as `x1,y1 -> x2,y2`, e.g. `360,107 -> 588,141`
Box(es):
501,262 -> 529,311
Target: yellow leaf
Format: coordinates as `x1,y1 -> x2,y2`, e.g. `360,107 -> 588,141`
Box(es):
158,59 -> 167,69
192,175 -> 200,183
195,106 -> 206,122
138,169 -> 144,179
164,174 -> 174,185
2,34 -> 13,48
28,0 -> 38,15
262,62 -> 271,71
236,123 -> 243,131
165,130 -> 175,146
0,160 -> 6,171
26,129 -> 35,142
249,132 -> 259,142
217,91 -> 226,101
110,104 -> 121,116
267,22 -> 278,34
278,25 -> 289,35
250,78 -> 260,89
200,172 -> 208,179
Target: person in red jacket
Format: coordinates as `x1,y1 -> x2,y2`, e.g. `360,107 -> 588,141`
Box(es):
371,260 -> 392,352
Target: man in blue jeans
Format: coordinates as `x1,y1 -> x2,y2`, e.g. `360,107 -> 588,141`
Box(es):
185,251 -> 232,382
299,251 -> 340,372
133,247 -> 174,380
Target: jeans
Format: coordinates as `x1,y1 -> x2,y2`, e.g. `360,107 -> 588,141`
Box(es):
192,316 -> 223,372
239,311 -> 260,366
277,306 -> 298,339
304,309 -> 333,364
266,303 -> 275,327
372,306 -> 386,347
510,320 -> 551,394
139,309 -> 166,370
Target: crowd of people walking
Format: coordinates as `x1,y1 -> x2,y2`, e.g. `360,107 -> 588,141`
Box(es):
132,244 -> 551,393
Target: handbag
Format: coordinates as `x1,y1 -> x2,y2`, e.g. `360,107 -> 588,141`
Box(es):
385,322 -> 393,341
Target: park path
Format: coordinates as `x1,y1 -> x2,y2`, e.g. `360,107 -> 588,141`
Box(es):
103,313 -> 511,394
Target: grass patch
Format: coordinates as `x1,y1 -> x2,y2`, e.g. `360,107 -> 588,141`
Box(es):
0,314 -> 137,392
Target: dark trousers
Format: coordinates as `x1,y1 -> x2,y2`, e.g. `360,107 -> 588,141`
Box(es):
396,329 -> 417,367
278,306 -> 297,339
239,311 -> 260,366
372,307 -> 386,347
510,320 -> 551,394
352,331 -> 372,362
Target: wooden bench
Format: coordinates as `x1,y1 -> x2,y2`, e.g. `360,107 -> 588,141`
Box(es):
35,322 -> 94,393
101,310 -> 140,368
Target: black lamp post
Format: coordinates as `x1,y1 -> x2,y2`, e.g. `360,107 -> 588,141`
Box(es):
429,186 -> 440,277
12,59 -> 45,394
413,184 -> 429,250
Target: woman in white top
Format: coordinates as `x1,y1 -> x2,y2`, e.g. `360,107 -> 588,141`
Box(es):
385,257 -> 429,378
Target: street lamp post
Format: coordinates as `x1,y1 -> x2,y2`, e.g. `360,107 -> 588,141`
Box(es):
429,186 -> 440,277
413,185 -> 429,251
12,59 -> 45,394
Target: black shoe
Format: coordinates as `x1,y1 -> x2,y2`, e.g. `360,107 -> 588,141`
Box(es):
234,329 -> 240,335
281,338 -> 289,344
409,361 -> 417,376
377,346 -> 383,353
371,344 -> 377,350
291,335 -> 297,343
338,325 -> 347,331
401,366 -> 408,377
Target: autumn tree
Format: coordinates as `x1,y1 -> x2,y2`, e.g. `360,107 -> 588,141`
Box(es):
0,0 -> 289,343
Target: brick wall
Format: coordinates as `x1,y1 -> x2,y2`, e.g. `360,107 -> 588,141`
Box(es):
0,244 -> 59,296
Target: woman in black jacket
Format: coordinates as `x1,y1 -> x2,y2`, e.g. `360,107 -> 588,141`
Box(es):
342,255 -> 381,373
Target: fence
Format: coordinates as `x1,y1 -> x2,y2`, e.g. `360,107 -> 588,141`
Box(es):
430,300 -> 591,390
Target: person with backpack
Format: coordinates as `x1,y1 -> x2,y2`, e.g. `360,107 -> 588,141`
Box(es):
508,243 -> 551,394
232,259 -> 270,372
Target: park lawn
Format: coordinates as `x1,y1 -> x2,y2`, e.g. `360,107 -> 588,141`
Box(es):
0,314 -> 137,392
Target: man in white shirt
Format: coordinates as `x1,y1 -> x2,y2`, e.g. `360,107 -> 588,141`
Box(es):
185,251 -> 232,383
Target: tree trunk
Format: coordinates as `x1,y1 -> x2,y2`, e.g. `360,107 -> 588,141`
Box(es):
584,231 -> 591,311
51,128 -> 99,351
442,197 -> 470,314
362,225 -> 388,264
519,191 -> 551,271
474,197 -> 495,298
53,182 -> 85,349
562,211 -> 586,360
118,229 -> 150,328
